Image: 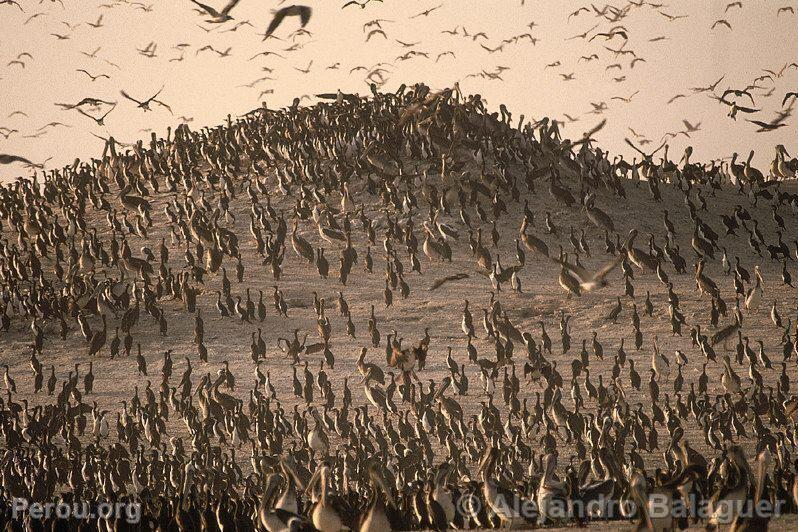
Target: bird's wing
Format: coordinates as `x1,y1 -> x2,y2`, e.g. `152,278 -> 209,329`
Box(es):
593,251 -> 627,281
0,154 -> 34,165
220,0 -> 241,15
298,5 -> 312,26
119,90 -> 141,104
153,100 -> 173,114
265,9 -> 287,36
190,0 -> 220,17
746,119 -> 769,128
736,105 -> 761,113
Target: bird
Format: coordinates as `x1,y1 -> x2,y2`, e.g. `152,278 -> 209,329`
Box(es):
74,104 -> 117,126
189,0 -> 241,22
711,19 -> 732,30
76,69 -> 110,82
263,5 -> 312,39
120,86 -> 172,113
366,29 -> 387,41
682,120 -> 702,133
411,3 -> 442,18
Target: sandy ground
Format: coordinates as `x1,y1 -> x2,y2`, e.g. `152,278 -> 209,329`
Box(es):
2,151 -> 798,529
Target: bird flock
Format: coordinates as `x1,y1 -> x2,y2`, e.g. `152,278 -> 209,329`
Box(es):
0,1 -> 797,532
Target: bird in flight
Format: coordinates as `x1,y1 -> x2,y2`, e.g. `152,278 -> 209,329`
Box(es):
76,69 -> 110,82
81,47 -> 101,58
777,6 -> 794,15
711,19 -> 732,30
75,104 -> 117,126
293,60 -> 313,74
411,3 -> 442,18
783,92 -> 798,106
55,97 -> 116,110
87,15 -> 104,28
682,120 -> 702,132
366,29 -> 387,41
747,107 -> 791,131
263,5 -> 312,39
725,2 -> 742,12
343,0 -> 382,8
611,90 -> 639,103
690,75 -> 725,93
189,0 -> 241,23
395,39 -> 419,48
120,86 -> 172,113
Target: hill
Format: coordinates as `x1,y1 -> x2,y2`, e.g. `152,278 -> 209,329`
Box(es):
1,85 -> 798,529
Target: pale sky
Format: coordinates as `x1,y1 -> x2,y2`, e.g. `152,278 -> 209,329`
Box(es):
1,0 -> 796,181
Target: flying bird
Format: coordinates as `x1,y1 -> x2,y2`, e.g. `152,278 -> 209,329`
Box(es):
722,88 -> 755,105
342,0 -> 381,8
725,1 -> 742,11
366,29 -> 386,41
76,69 -> 110,81
411,3 -> 442,18
87,15 -> 104,28
75,104 -> 116,126
293,60 -> 313,74
120,86 -> 171,113
189,0 -> 241,23
783,92 -> 798,106
263,5 -> 312,39
682,120 -> 702,132
711,19 -> 732,30
777,6 -> 794,15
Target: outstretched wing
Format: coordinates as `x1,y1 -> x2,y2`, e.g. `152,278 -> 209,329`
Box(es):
220,0 -> 241,16
190,0 -> 220,17
298,5 -> 312,26
0,154 -> 34,165
265,9 -> 287,36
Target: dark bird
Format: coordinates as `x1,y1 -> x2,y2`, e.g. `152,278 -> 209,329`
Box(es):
87,15 -> 104,28
75,104 -> 116,126
777,6 -> 794,15
411,3 -> 442,18
682,120 -> 702,132
589,30 -> 628,41
396,39 -> 420,47
120,86 -> 172,113
366,29 -> 387,41
263,5 -> 312,39
690,75 -> 725,93
726,1 -> 742,11
723,88 -> 755,105
76,69 -> 110,82
747,113 -> 790,132
190,0 -> 241,22
343,0 -> 382,8
711,19 -> 732,30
